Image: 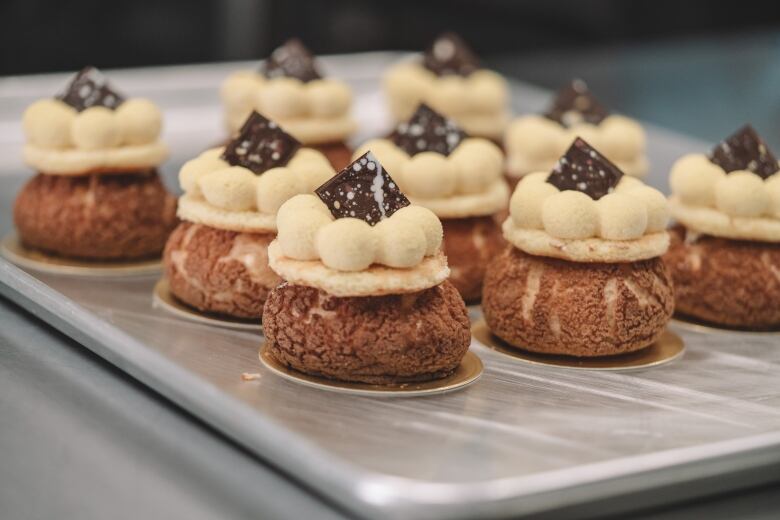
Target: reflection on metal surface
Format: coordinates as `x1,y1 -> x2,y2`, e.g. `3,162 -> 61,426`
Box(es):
472,319 -> 685,371
153,278 -> 263,331
1,233 -> 161,277
259,346 -> 483,397
672,314 -> 780,335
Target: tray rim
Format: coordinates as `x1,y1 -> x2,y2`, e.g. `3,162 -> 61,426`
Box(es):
3,257 -> 780,519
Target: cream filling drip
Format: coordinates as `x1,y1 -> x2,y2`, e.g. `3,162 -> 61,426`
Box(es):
521,264 -> 543,322
622,278 -> 660,309
171,226 -> 274,300
603,278 -> 619,333
761,251 -> 780,284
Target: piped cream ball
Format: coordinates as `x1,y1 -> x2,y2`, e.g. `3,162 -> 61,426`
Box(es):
597,193 -> 648,240
374,217 -> 427,268
179,146 -> 335,218
391,205 -> 443,255
715,171 -> 770,218
308,80 -> 352,118
258,78 -> 308,119
116,98 -> 162,145
507,170 -> 668,242
450,138 -> 503,193
510,179 -> 558,229
198,167 -> 257,212
274,194 -> 444,271
316,218 -> 377,271
277,196 -> 333,260
506,117 -> 564,161
22,99 -> 75,149
255,167 -> 306,213
624,185 -> 669,232
599,115 -> 645,161
179,150 -> 229,196
670,154 -> 725,206
401,152 -> 455,198
542,191 -> 599,239
766,176 -> 780,218
72,107 -> 121,150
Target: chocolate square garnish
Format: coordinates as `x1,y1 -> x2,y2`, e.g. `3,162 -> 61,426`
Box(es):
709,124 -> 779,179
422,32 -> 479,77
260,38 -> 322,83
547,137 -> 624,200
390,103 -> 467,156
544,79 -> 609,127
57,66 -> 125,112
315,151 -> 410,225
221,111 -> 301,175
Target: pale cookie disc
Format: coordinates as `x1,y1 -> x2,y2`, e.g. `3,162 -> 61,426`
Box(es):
23,142 -> 168,175
503,220 -> 669,263
178,194 -> 276,233
670,197 -> 780,242
268,241 -> 450,297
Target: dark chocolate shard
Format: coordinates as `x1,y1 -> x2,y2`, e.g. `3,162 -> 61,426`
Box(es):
260,38 -> 322,83
544,79 -> 609,127
57,66 -> 125,112
709,124 -> 779,179
221,111 -> 301,175
390,103 -> 467,156
547,137 -> 624,200
422,32 -> 479,77
315,151 -> 410,225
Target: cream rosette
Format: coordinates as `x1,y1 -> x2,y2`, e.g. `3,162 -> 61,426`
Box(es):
221,71 -> 356,145
269,194 -> 448,296
504,173 -> 670,262
351,137 -> 509,218
383,62 -> 509,141
669,154 -> 780,241
22,98 -> 167,174
505,114 -> 648,179
177,147 -> 335,233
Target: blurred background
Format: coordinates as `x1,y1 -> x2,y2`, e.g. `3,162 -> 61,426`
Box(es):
1,0 -> 780,144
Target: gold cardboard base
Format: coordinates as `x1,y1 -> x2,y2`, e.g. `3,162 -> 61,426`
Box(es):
259,346 -> 483,397
472,319 -> 684,371
671,314 -> 780,335
1,233 -> 161,277
153,278 -> 262,332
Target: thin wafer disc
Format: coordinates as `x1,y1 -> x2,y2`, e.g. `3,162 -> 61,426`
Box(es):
259,346 -> 482,397
1,233 -> 161,278
153,278 -> 262,332
472,319 -> 684,372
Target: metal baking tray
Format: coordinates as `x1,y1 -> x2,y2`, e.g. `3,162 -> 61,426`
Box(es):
2,55 -> 780,520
